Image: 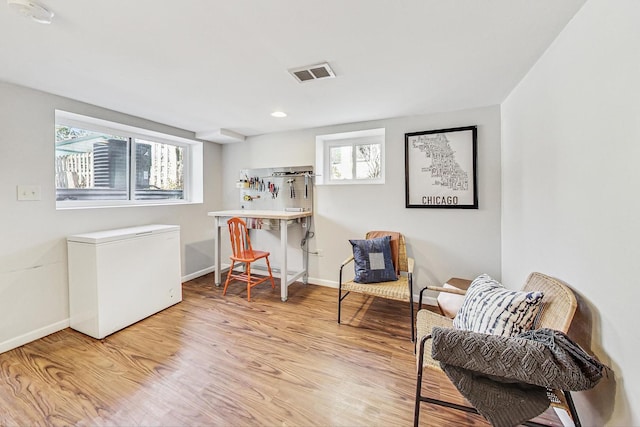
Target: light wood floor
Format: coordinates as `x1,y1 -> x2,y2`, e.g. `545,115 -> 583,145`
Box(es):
0,274 -> 562,426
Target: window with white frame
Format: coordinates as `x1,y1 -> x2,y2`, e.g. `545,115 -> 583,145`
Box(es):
315,128 -> 385,185
55,110 -> 203,208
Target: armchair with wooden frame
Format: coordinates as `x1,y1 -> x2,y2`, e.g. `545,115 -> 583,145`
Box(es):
414,272 -> 583,427
338,231 -> 416,341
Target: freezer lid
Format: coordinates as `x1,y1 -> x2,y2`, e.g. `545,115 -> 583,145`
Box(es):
67,224 -> 180,244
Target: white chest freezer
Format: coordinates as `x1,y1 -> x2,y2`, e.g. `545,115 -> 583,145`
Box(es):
67,224 -> 182,339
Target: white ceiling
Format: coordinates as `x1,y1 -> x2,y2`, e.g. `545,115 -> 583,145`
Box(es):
0,0 -> 585,142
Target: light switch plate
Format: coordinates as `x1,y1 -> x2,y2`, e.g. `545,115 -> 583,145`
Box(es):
17,185 -> 41,201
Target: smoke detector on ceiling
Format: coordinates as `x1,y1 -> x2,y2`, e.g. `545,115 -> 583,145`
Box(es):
7,0 -> 54,24
289,62 -> 335,83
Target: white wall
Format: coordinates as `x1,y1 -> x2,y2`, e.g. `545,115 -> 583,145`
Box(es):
222,106 -> 502,293
501,0 -> 639,425
0,82 -> 222,353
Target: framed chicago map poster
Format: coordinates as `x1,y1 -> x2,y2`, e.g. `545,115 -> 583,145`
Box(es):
405,126 -> 477,209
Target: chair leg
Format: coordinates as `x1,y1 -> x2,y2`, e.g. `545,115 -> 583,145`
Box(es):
246,262 -> 252,302
338,288 -> 342,325
409,275 -> 415,342
564,390 -> 582,427
265,256 -> 275,289
414,334 -> 429,427
410,300 -> 415,343
338,266 -> 344,324
223,260 -> 235,295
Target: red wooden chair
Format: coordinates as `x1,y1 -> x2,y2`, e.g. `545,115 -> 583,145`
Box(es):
223,217 -> 275,301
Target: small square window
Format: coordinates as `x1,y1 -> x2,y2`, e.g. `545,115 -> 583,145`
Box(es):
316,128 -> 385,185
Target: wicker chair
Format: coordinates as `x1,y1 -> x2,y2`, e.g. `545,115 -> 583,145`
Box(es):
414,272 -> 581,427
338,231 -> 416,341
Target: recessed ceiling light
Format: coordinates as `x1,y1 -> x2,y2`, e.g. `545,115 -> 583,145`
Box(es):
7,0 -> 54,24
271,111 -> 287,118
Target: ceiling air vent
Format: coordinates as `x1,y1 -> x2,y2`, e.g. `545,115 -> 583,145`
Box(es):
289,62 -> 335,83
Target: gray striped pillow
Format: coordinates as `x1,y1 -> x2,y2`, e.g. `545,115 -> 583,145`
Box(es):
452,274 -> 544,337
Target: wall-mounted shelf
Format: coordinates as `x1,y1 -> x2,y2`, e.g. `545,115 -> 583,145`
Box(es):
264,172 -> 317,178
239,165 -> 314,211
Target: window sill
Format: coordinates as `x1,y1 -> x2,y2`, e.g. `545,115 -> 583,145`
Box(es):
316,179 -> 385,186
56,200 -> 201,210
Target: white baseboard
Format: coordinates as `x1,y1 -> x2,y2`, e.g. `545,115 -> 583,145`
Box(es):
308,277 -> 337,288
182,266 -> 216,282
0,319 -> 70,354
420,296 -> 437,306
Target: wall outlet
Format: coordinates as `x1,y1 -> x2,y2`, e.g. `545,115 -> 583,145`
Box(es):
17,185 -> 41,201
